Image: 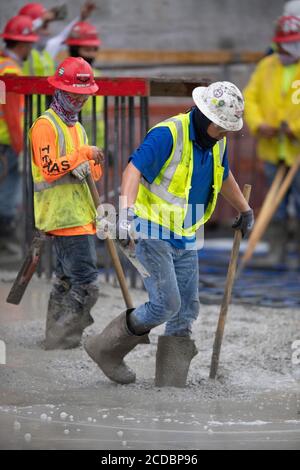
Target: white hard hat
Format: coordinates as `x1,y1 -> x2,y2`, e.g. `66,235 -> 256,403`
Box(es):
192,81 -> 244,132
284,1 -> 300,17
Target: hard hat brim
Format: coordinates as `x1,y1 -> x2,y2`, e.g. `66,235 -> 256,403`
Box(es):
272,32 -> 300,43
65,38 -> 101,47
47,76 -> 99,94
0,32 -> 39,42
192,86 -> 243,132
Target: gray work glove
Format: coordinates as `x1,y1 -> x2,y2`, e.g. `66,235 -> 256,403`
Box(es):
232,209 -> 254,238
71,161 -> 91,181
116,207 -> 137,248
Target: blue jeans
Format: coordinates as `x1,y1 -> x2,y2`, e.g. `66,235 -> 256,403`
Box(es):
0,144 -> 21,222
265,162 -> 300,220
132,239 -> 200,336
53,235 -> 98,305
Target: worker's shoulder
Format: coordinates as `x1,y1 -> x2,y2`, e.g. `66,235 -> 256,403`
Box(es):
256,53 -> 281,70
31,117 -> 56,136
0,53 -> 22,75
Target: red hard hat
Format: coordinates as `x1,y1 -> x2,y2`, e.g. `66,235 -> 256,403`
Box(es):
47,57 -> 99,94
0,15 -> 39,42
273,15 -> 300,43
65,21 -> 101,47
18,3 -> 47,21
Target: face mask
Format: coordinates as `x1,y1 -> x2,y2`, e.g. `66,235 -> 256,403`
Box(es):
278,52 -> 299,65
192,107 -> 218,150
280,41 -> 300,60
50,90 -> 88,126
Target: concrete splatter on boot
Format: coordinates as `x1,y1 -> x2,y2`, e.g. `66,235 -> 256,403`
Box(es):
84,310 -> 150,384
155,336 -> 198,388
45,281 -> 99,350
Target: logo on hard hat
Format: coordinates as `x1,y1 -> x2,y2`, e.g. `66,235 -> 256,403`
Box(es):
22,28 -> 30,35
76,73 -> 90,83
213,88 -> 224,98
58,67 -> 64,76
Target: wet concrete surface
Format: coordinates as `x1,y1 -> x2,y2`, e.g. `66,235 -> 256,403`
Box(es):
0,275 -> 299,450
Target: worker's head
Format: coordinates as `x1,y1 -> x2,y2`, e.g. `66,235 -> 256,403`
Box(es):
47,57 -> 99,114
273,15 -> 300,60
65,22 -> 101,66
0,15 -> 39,60
18,2 -> 67,38
192,81 -> 244,139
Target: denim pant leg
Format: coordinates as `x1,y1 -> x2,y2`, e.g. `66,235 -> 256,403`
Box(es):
0,145 -> 21,221
291,167 -> 300,220
53,235 -> 98,307
264,162 -> 289,221
164,249 -> 200,337
132,239 -> 182,329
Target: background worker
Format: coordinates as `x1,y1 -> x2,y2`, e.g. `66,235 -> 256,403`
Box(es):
20,1 -> 96,78
0,15 -> 38,256
85,81 -> 254,388
30,57 -> 104,350
65,20 -> 104,148
244,15 -> 300,266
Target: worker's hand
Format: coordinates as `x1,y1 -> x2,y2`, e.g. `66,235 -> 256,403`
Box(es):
232,209 -> 254,238
116,207 -> 137,248
90,146 -> 105,165
80,1 -> 96,20
257,125 -> 278,138
71,161 -> 91,181
95,205 -> 116,240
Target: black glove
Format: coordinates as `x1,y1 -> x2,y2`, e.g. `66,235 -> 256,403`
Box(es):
116,207 -> 136,248
232,209 -> 254,238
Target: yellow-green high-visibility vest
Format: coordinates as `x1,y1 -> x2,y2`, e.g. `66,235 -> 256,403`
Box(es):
30,108 -> 96,232
0,56 -> 24,145
135,112 -> 227,238
23,49 -> 56,120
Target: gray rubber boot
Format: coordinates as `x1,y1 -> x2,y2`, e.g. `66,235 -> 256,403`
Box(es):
45,281 -> 99,350
155,336 -> 198,388
84,310 -> 150,384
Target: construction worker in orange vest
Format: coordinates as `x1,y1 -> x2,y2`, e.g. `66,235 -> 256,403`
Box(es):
29,57 -> 104,350
65,21 -> 104,148
0,15 -> 38,256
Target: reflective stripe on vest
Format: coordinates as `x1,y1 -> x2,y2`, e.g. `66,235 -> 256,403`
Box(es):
135,113 -> 226,236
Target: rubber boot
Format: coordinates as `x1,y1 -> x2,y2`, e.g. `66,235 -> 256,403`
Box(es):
84,310 -> 150,384
155,336 -> 198,388
251,221 -> 288,268
45,281 -> 99,350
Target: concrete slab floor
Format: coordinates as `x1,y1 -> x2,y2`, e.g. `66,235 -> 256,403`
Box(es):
0,274 -> 299,450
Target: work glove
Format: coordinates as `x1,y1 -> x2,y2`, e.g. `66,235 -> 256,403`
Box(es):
71,161 -> 91,181
232,209 -> 254,238
116,207 -> 137,248
96,205 -> 115,240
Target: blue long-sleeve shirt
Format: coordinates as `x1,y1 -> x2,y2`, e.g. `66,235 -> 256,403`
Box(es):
130,109 -> 229,249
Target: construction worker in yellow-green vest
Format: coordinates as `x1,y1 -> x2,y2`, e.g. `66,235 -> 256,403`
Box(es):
0,15 -> 38,255
65,21 -> 104,148
20,1 -> 96,118
244,15 -> 300,267
29,57 -> 104,350
85,82 -> 254,389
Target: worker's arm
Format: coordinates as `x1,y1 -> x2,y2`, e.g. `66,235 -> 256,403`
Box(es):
44,17 -> 79,59
243,62 -> 267,135
220,171 -> 251,212
3,92 -> 23,155
120,162 -> 142,209
30,119 -> 101,183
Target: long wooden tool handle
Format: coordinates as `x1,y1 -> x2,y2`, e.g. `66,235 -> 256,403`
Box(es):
241,157 -> 300,270
86,175 -> 134,310
209,184 -> 252,380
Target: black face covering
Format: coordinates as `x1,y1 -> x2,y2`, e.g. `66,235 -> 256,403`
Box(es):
192,106 -> 218,150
